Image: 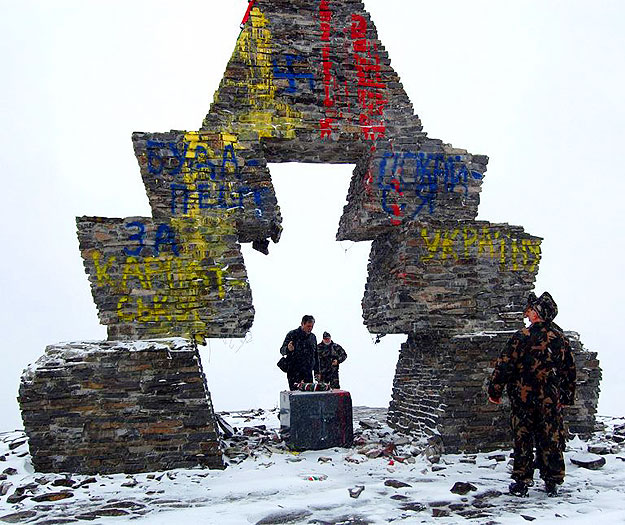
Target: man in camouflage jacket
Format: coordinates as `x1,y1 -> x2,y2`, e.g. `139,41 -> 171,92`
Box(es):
488,291 -> 576,497
317,332 -> 347,389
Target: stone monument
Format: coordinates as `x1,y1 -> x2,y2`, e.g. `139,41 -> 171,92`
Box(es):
19,0 -> 601,473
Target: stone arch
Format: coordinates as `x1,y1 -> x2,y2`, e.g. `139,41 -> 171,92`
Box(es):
77,0 -> 502,342
71,0 -> 599,454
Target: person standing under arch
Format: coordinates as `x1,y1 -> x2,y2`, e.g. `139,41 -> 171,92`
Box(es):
279,315 -> 320,390
317,331 -> 347,389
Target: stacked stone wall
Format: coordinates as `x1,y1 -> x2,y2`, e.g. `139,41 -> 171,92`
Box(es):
19,340 -> 223,474
565,332 -> 602,436
77,216 -> 254,340
388,332 -> 602,453
363,220 -> 542,335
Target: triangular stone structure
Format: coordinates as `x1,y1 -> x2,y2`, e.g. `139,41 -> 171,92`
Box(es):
18,0 -> 600,470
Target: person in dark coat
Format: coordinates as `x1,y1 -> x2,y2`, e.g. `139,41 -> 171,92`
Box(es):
488,291 -> 576,498
280,314 -> 320,390
317,331 -> 347,389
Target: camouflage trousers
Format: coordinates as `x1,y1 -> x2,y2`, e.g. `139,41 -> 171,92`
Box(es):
319,371 -> 340,389
510,402 -> 567,484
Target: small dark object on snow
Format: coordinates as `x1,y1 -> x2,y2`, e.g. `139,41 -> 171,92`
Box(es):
587,445 -> 611,455
450,481 -> 477,495
521,515 -> 536,521
348,485 -> 365,498
121,478 -> 138,488
31,491 -> 74,502
400,502 -> 426,512
0,510 -> 37,523
8,440 -> 26,451
216,414 -> 235,438
51,478 -> 75,488
76,477 -> 97,488
6,489 -> 28,504
255,509 -> 313,524
385,479 -> 412,489
570,453 -> 606,470
358,419 -> 381,430
473,489 -> 503,500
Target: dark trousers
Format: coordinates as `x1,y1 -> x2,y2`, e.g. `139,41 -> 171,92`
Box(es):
287,368 -> 313,390
320,372 -> 340,389
511,402 -> 566,484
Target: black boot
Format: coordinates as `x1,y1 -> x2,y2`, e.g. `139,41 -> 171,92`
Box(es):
545,480 -> 559,497
509,481 -> 529,497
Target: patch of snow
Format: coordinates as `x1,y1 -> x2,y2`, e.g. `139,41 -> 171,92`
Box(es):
0,409 -> 624,524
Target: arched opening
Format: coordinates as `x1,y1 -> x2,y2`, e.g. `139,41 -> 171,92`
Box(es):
202,163 -> 404,411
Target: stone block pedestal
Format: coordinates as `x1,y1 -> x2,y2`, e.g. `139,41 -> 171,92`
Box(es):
279,390 -> 353,451
18,339 -> 224,474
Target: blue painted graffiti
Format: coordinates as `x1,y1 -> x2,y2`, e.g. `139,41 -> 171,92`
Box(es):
124,221 -> 180,257
272,54 -> 315,94
124,221 -> 146,257
378,152 -> 483,219
170,183 -> 267,217
154,224 -> 180,256
146,141 -> 241,179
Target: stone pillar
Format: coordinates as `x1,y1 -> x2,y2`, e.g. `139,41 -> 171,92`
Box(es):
387,331 -> 602,453
18,339 -> 224,474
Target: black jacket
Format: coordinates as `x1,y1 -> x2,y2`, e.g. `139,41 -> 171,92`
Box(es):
280,327 -> 319,375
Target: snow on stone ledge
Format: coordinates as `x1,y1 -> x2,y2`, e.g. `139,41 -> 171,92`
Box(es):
22,338 -> 194,376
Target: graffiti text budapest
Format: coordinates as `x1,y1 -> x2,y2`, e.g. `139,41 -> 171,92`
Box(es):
143,139 -> 266,216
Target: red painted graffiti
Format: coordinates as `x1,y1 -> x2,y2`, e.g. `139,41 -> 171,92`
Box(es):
350,14 -> 387,141
390,203 -> 402,226
319,0 -> 336,137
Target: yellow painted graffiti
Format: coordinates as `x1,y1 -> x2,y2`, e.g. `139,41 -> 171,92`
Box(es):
92,251 -> 115,287
420,226 -> 541,271
120,129 -> 251,332
93,251 -> 245,296
91,227 -> 248,326
116,296 -> 201,324
210,7 -> 303,139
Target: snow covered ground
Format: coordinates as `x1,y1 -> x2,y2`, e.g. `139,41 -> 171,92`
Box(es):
0,408 -> 624,524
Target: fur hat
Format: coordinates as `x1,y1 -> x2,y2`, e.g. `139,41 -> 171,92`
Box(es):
528,291 -> 558,323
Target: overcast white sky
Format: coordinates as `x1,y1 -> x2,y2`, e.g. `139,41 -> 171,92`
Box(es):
1,1 -> 624,430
